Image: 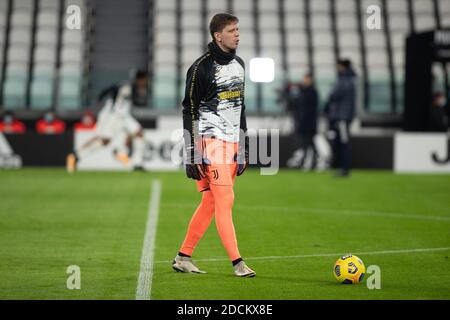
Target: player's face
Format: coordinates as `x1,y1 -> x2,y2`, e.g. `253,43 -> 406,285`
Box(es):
216,22 -> 240,52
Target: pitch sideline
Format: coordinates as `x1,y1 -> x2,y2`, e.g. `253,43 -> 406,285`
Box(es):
136,180 -> 162,300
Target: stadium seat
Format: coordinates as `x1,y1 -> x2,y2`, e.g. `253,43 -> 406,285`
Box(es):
58,77 -> 82,110
34,46 -> 57,64
312,32 -> 333,49
3,78 -> 27,109
368,74 -> 391,113
311,14 -> 331,31
239,30 -> 255,49
40,0 -> 60,10
182,46 -> 202,65
287,47 -> 308,66
233,0 -> 252,13
30,80 -> 54,109
244,79 -> 257,111
389,15 -> 410,32
154,47 -> 176,65
336,14 -> 357,31
9,27 -> 32,46
285,13 -> 305,30
11,10 -> 33,28
236,13 -> 253,29
415,14 -> 437,31
260,31 -> 281,49
154,11 -> 176,30
182,12 -> 202,30
285,0 -> 304,13
259,13 -> 279,30
61,46 -> 83,63
37,11 -> 59,28
154,30 -> 176,47
310,0 -> 329,14
387,0 -> 408,14
0,6 -> 7,29
339,32 -> 359,48
152,66 -> 177,110
65,0 -> 86,8
336,0 -> 357,14
33,64 -> 55,80
7,45 -> 30,63
35,28 -> 58,45
259,0 -> 278,12
0,28 -> 5,47
181,0 -> 201,12
62,29 -> 84,45
182,30 -> 202,49
155,0 -> 176,12
208,0 -> 227,13
13,0 -> 34,10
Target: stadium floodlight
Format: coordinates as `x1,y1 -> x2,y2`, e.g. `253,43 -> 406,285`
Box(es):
249,58 -> 275,83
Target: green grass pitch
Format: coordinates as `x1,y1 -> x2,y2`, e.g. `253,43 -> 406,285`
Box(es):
0,168 -> 449,300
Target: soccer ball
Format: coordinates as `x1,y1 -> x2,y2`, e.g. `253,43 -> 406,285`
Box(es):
333,254 -> 366,284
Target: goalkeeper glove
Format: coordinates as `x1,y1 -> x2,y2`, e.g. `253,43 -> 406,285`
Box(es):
236,135 -> 249,176
184,145 -> 206,180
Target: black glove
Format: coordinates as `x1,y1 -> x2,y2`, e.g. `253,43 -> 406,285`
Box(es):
185,163 -> 206,180
236,135 -> 249,176
184,145 -> 206,180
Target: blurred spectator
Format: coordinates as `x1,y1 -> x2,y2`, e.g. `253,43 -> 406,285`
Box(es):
74,111 -> 96,131
324,59 -> 357,177
428,92 -> 449,132
295,74 -> 319,169
97,69 -> 148,108
36,111 -> 66,135
0,111 -> 26,134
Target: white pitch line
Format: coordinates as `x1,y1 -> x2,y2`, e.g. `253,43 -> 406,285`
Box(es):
153,247 -> 450,264
136,180 -> 162,300
161,203 -> 450,222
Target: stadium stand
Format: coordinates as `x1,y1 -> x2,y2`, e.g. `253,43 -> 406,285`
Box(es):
0,0 -> 450,118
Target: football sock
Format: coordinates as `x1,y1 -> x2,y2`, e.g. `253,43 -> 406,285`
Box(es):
210,183 -> 241,262
132,136 -> 145,167
232,258 -> 243,266
179,190 -> 215,256
177,252 -> 191,258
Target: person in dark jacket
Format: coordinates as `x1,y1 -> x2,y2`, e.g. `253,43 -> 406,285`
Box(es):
324,59 -> 357,177
296,73 -> 319,169
173,13 -> 255,278
428,92 -> 449,132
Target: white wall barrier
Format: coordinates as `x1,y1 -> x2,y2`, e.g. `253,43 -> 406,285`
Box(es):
394,132 -> 450,173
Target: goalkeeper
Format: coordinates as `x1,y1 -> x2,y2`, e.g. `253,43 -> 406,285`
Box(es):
172,13 -> 255,277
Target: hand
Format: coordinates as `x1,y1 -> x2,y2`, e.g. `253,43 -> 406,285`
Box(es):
185,164 -> 206,180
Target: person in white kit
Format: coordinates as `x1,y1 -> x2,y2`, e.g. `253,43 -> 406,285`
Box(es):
66,70 -> 148,172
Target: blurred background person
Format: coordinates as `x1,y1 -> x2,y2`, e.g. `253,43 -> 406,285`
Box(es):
0,111 -> 26,134
66,69 -> 148,173
74,111 -> 96,131
35,111 -> 66,135
428,92 -> 449,132
296,73 -> 319,170
324,59 -> 357,178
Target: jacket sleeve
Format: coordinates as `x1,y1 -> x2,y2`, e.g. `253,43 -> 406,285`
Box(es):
182,62 -> 208,163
